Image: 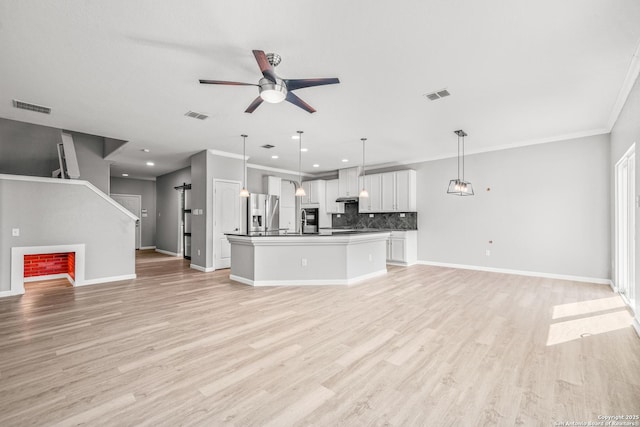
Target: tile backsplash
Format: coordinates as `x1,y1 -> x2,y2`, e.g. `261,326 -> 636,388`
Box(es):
331,202 -> 417,230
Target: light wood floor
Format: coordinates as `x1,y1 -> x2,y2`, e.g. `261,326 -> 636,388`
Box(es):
1,250 -> 638,426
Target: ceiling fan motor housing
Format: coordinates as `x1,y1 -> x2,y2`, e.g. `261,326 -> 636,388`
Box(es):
259,77 -> 287,103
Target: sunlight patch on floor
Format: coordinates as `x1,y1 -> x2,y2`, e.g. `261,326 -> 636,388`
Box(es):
546,310 -> 633,346
551,296 -> 626,320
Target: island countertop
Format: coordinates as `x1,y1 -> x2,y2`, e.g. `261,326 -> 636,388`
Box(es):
225,228 -> 391,238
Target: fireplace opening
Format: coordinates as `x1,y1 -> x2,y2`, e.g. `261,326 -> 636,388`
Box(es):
23,252 -> 75,286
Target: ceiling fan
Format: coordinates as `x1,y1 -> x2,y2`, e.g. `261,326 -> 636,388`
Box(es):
199,50 -> 340,114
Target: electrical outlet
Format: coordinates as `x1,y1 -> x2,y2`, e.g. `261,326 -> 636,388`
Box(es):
12,228 -> 20,237
399,213 -> 406,218
368,254 -> 372,262
369,214 -> 374,218
301,258 -> 307,267
337,214 -> 341,218
197,249 -> 201,256
486,250 -> 491,256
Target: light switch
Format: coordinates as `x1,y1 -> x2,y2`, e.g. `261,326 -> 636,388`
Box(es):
12,228 -> 20,237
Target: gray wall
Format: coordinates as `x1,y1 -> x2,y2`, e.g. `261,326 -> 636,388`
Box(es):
190,151 -> 244,270
610,72 -> 640,317
411,133 -> 611,280
0,177 -> 136,291
0,118 -> 111,193
155,167 -> 190,254
110,177 -> 157,248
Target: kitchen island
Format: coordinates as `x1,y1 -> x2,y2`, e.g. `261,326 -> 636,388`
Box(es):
225,230 -> 390,286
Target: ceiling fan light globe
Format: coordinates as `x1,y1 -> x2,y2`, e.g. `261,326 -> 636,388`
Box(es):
258,78 -> 287,103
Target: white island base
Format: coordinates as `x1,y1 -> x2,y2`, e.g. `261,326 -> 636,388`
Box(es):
226,231 -> 390,286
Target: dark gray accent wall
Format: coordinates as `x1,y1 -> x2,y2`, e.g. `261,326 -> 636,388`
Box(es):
610,72 -> 640,318
411,133 -> 610,279
155,167 -> 190,254
110,177 -> 157,248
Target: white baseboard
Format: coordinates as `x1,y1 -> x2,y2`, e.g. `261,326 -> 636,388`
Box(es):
0,290 -> 23,298
76,274 -> 136,286
139,246 -> 156,250
190,264 -> 215,273
230,269 -> 387,287
416,260 -> 612,285
633,317 -> 640,339
387,260 -> 417,267
155,248 -> 181,257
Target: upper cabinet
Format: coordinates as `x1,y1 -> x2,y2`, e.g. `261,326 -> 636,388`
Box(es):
301,179 -> 324,205
358,174 -> 382,213
325,179 -> 344,213
360,170 -> 416,213
338,166 -> 361,198
263,176 -> 282,197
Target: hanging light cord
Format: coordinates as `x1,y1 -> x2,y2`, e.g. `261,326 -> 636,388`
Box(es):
361,138 -> 367,179
242,134 -> 247,188
297,131 -> 303,188
461,133 -> 464,182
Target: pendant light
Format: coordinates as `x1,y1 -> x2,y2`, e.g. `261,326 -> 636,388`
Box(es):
239,134 -> 250,197
447,129 -> 474,196
294,130 -> 306,197
359,137 -> 369,198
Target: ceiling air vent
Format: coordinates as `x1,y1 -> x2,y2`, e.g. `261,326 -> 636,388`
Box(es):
424,89 -> 451,101
261,144 -> 275,149
13,99 -> 51,114
184,110 -> 209,120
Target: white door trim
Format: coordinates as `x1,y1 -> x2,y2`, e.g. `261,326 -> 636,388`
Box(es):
614,143 -> 636,309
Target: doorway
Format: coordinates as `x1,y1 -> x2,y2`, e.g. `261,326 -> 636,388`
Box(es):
615,144 -> 636,308
111,194 -> 142,249
213,179 -> 241,269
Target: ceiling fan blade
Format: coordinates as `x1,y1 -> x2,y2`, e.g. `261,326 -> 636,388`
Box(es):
284,78 -> 340,91
244,96 -> 264,113
286,92 -> 316,114
252,50 -> 277,83
199,79 -> 257,86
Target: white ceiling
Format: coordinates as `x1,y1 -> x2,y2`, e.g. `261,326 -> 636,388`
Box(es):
1,1 -> 639,180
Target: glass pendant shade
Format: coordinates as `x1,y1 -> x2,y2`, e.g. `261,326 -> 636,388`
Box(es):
447,129 -> 474,196
240,187 -> 250,198
295,185 -> 306,197
359,188 -> 369,198
447,179 -> 474,196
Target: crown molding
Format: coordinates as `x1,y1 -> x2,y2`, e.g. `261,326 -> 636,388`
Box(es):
607,40 -> 640,131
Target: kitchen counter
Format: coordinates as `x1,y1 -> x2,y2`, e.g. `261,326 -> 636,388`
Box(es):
225,230 -> 390,286
225,228 -> 391,237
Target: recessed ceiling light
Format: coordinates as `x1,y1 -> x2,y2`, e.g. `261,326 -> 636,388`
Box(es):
122,173 -> 129,177
301,148 -> 308,152
342,159 -> 349,162
141,148 -> 150,153
292,135 -> 300,140
271,155 -> 279,159
313,164 -> 319,168
146,161 -> 155,166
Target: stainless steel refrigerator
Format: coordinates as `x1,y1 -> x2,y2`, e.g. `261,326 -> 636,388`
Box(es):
247,193 -> 280,233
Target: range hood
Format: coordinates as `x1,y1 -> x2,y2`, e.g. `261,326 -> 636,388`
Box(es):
335,196 -> 359,203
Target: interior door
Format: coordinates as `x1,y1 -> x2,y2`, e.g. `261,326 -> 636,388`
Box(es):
615,144 -> 636,308
111,194 -> 141,249
214,180 -> 241,269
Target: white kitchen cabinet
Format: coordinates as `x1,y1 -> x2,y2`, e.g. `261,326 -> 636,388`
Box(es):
301,180 -> 323,205
325,179 -> 344,214
263,175 -> 281,197
386,230 -> 417,266
380,170 -> 416,212
359,174 -> 382,213
338,167 -> 361,198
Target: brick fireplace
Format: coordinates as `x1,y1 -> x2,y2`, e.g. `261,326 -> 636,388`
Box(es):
11,244 -> 85,295
23,252 -> 76,282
